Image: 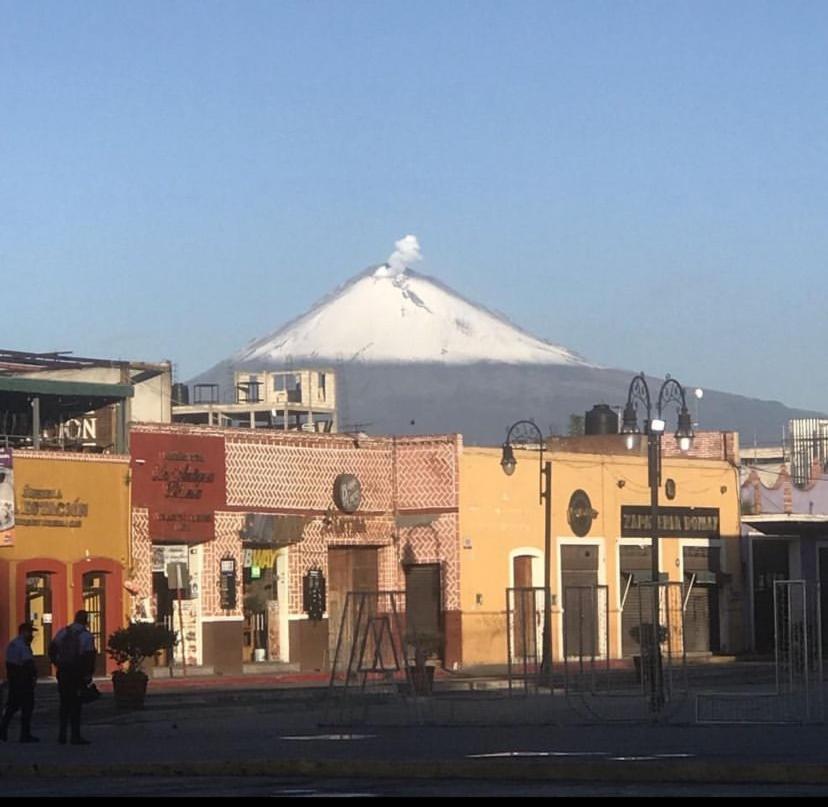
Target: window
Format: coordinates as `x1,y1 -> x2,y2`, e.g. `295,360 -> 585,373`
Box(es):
318,373 -> 326,401
273,374 -> 300,393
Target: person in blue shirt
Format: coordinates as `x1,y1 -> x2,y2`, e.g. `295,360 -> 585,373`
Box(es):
49,610 -> 97,745
0,621 -> 39,743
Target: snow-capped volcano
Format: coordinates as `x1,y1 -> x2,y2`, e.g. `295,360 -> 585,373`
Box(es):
191,238 -> 823,445
237,266 -> 589,366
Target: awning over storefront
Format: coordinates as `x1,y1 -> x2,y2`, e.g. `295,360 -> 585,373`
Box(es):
742,514 -> 828,536
240,513 -> 309,547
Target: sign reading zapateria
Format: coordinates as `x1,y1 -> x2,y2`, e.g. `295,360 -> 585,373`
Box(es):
621,506 -> 720,538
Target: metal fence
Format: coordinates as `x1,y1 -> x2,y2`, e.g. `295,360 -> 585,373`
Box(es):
696,580 -> 824,724
505,586 -> 545,694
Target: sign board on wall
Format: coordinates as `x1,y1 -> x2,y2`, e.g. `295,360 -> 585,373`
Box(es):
0,448 -> 14,546
620,506 -> 720,538
131,432 -> 226,544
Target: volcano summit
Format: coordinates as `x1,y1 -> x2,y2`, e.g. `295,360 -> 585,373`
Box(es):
190,239 -> 821,443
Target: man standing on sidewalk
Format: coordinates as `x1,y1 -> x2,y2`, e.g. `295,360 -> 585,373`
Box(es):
0,621 -> 39,743
49,610 -> 96,745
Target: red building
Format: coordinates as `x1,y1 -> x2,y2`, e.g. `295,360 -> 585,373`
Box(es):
129,423 -> 461,673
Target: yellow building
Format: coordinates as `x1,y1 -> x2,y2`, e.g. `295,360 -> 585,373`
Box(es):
0,451 -> 131,675
459,433 -> 743,666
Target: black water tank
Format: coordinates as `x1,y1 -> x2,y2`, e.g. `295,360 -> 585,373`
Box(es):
172,382 -> 190,406
585,404 -> 618,435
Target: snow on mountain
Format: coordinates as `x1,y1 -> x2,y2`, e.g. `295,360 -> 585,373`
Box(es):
237,266 -> 590,366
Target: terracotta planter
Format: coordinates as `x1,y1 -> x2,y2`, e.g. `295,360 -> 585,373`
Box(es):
112,670 -> 149,710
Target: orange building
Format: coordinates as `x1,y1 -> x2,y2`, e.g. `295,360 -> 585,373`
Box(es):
459,433 -> 744,666
0,451 -> 131,675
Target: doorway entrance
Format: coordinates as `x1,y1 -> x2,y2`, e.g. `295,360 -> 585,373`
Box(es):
561,545 -> 599,658
753,540 -> 789,654
83,571 -> 107,675
404,563 -> 442,659
25,573 -> 53,677
327,547 -> 379,668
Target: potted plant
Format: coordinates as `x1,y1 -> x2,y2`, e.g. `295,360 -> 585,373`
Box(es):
107,622 -> 176,709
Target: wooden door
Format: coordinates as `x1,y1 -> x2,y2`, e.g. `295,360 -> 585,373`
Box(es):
512,555 -> 536,660
327,548 -> 379,671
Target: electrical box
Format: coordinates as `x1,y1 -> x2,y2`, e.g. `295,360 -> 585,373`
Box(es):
303,569 -> 326,621
219,557 -> 237,611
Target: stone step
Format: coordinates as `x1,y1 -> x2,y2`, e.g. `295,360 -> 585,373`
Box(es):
242,661 -> 301,675
150,664 -> 215,679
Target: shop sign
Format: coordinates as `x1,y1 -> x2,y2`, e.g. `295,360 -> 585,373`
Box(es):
241,513 -> 307,547
152,544 -> 189,573
621,506 -> 720,538
0,448 -> 14,546
42,416 -> 97,444
16,485 -> 90,529
242,547 -> 280,570
324,513 -> 368,537
131,432 -> 226,544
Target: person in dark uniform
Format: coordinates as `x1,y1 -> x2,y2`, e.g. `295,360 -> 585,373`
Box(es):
49,610 -> 97,745
0,621 -> 39,743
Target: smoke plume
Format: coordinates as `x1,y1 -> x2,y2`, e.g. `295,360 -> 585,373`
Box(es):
380,234 -> 422,277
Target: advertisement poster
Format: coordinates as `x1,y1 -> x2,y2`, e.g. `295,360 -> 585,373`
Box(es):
0,448 -> 14,546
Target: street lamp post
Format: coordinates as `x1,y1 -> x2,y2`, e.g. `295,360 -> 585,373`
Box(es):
620,373 -> 694,711
500,420 -> 553,690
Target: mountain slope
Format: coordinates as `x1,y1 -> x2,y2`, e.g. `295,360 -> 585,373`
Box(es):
237,267 -> 589,366
190,264 -> 825,445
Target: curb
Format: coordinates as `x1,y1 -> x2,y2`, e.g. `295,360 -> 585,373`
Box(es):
1,758 -> 827,785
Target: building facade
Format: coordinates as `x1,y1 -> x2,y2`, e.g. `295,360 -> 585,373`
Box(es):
0,450 -> 131,675
128,423 -> 460,673
741,462 -> 828,654
459,432 -> 744,666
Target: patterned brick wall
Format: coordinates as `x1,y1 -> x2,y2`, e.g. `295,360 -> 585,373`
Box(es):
395,438 -> 459,510
225,440 -> 394,511
130,425 -> 461,633
394,514 -> 460,610
130,508 -> 152,619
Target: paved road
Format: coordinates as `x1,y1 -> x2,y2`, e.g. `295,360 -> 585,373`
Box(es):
1,676 -> 826,793
3,776 -> 828,797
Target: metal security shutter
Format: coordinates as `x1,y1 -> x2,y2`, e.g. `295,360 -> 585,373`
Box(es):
620,545 -> 652,658
683,546 -> 720,653
561,545 -> 598,658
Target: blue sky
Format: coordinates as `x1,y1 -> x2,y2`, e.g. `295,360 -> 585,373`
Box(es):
1,1 -> 826,411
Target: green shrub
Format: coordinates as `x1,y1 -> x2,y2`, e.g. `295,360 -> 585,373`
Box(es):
107,622 -> 177,673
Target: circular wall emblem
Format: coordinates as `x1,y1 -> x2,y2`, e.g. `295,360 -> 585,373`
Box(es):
567,489 -> 597,537
333,474 -> 362,513
665,478 -> 677,500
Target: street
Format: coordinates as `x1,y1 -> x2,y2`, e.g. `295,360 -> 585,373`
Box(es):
2,678 -> 827,795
